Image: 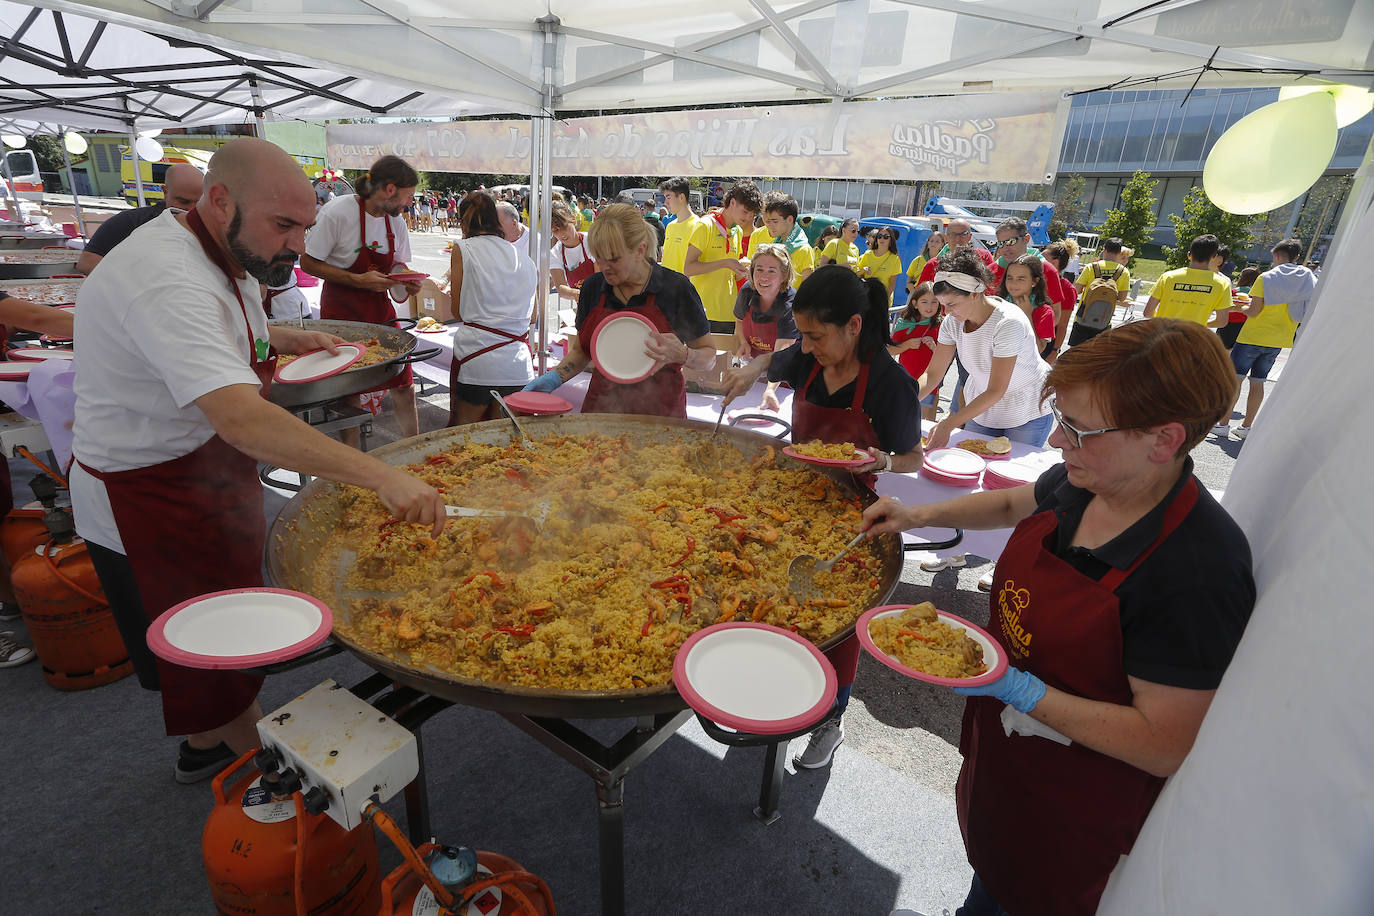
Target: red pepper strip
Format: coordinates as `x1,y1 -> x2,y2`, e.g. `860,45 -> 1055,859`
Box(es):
504,468 -> 531,489
425,455 -> 448,465
650,575 -> 690,588
497,625 -> 536,637
869,579 -> 880,588
462,570 -> 505,587
705,507 -> 745,523
668,535 -> 696,567
672,594 -> 691,604
898,629 -> 930,642
481,632 -> 495,641
641,618 -> 652,637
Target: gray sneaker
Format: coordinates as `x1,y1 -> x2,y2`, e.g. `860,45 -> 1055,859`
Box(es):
0,631 -> 34,668
793,717 -> 844,769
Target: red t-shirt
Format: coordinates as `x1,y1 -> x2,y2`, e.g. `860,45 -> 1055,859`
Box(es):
1058,276 -> 1078,313
917,247 -> 996,286
1031,303 -> 1056,343
890,318 -> 942,381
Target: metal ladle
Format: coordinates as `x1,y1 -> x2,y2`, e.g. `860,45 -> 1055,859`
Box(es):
788,532 -> 868,600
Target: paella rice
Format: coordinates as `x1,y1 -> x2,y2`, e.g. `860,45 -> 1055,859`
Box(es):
309,434 -> 886,691
867,602 -> 987,678
790,439 -> 861,461
277,337 -> 400,369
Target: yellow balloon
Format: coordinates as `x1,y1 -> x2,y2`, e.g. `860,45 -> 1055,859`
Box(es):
63,132 -> 88,155
1204,92 -> 1337,215
1278,83 -> 1374,128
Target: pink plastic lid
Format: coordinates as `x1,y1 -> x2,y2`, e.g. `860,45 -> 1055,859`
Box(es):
147,587 -> 333,670
783,445 -> 871,469
388,271 -> 429,283
857,604 -> 1007,688
674,623 -> 837,735
984,462 -> 1042,487
502,391 -> 574,415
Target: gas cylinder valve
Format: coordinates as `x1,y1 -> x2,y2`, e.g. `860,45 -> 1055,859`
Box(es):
252,747 -> 281,774
424,845 -> 479,892
301,786 -> 331,816
261,766 -> 302,796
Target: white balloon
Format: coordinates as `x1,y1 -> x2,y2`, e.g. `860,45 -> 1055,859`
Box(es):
1203,92 -> 1337,215
63,132 -> 88,155
1,134 -> 27,149
1278,83 -> 1374,129
135,136 -> 164,162
138,127 -> 162,139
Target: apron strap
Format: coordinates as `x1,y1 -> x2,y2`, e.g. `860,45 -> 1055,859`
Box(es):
1098,476 -> 1200,591
454,322 -> 530,370
185,207 -> 256,362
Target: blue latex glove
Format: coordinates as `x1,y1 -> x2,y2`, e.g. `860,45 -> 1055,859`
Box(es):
522,369 -> 562,393
954,666 -> 1047,713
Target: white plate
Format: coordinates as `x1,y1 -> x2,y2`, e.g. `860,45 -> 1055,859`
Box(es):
591,313 -> 657,383
0,363 -> 33,380
148,588 -> 332,669
925,447 -> 987,476
8,347 -> 73,361
986,461 -> 1042,485
274,343 -> 364,383
674,623 -> 836,734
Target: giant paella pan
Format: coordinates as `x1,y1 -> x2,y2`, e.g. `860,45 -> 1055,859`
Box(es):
268,415 -> 906,717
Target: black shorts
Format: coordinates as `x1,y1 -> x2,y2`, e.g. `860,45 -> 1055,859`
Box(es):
1216,320 -> 1245,349
452,381 -> 527,407
1067,322 -> 1107,348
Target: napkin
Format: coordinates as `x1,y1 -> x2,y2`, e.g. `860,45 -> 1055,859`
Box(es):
1000,704 -> 1071,745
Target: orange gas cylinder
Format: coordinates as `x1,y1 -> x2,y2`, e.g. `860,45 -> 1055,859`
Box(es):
1,503 -> 48,568
380,843 -> 553,916
202,751 -> 383,916
11,538 -> 132,690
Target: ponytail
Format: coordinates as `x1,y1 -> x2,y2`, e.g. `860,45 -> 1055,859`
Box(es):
859,276 -> 893,359
354,155 -> 418,199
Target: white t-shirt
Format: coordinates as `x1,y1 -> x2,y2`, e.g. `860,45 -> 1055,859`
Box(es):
938,296 -> 1051,428
305,194 -> 412,269
70,210 -> 270,552
551,235 -> 592,298
452,235 -> 538,386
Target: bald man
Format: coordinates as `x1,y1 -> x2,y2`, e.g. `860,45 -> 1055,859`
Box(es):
76,162 -> 204,274
69,138 -> 444,783
497,201 -> 529,247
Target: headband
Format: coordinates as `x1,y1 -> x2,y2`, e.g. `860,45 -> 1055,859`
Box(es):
933,270 -> 986,294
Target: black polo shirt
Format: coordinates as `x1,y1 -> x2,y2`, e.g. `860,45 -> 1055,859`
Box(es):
767,345 -> 922,455
575,262 -> 710,343
733,284 -> 799,340
1032,458 -> 1255,689
85,204 -> 165,257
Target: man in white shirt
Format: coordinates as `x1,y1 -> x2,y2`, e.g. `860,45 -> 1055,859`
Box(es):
301,156 -> 424,444
498,201 -> 530,248
71,138 -> 443,782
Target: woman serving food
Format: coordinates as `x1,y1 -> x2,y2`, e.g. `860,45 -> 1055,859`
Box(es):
524,204 -> 716,417
720,264 -> 923,769
862,319 -> 1256,916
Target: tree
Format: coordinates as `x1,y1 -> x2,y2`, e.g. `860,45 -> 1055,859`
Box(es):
1163,186 -> 1258,269
27,134 -> 66,173
1028,174 -> 1088,241
1096,170 -> 1158,267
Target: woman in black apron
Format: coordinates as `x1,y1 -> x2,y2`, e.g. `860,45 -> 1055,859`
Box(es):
721,265 -> 924,769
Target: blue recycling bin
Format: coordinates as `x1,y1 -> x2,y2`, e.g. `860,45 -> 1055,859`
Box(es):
858,217 -> 934,308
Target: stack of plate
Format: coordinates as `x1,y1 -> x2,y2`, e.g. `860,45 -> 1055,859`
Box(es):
921,447 -> 985,487
982,460 -> 1043,490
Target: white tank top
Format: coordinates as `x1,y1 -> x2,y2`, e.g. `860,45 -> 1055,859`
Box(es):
452,235 -> 539,386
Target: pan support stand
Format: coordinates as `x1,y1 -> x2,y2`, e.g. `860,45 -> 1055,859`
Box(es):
502,709 -> 694,916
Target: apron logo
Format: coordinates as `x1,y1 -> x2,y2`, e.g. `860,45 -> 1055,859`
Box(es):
997,578 -> 1033,659
254,338 -> 270,361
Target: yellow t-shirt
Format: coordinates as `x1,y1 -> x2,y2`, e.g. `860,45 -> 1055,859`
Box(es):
747,225 -> 772,258
687,215 -> 744,323
786,244 -> 816,290
821,238 -> 861,270
907,254 -> 928,283
1150,267 -> 1231,325
661,214 -> 698,275
857,250 -> 903,301
1076,260 -> 1131,293
1235,274 -> 1299,349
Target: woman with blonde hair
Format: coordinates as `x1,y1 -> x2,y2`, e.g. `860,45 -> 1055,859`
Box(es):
523,204 -> 716,416
732,243 -> 798,411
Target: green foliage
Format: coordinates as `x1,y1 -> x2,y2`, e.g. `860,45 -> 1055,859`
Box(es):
1096,170 -> 1158,267
27,135 -> 66,173
1163,186 -> 1258,269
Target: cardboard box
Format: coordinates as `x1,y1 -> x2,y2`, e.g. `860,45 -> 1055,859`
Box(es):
682,343 -> 736,393
407,278 -> 456,323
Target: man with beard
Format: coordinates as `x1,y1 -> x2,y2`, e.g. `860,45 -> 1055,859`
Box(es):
301,155 -> 424,445
69,138 -> 444,783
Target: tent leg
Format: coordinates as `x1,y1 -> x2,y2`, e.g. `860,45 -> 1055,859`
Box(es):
59,133 -> 87,237
128,122 -> 146,208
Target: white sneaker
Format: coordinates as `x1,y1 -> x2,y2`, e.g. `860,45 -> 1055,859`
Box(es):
977,570 -> 995,592
1234,426 -> 1251,439
793,717 -> 844,769
0,631 -> 34,667
1212,423 -> 1231,436
920,554 -> 967,572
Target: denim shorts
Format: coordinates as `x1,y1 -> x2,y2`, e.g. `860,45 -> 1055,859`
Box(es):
1230,342 -> 1279,380
965,412 -> 1054,448
920,386 -> 939,408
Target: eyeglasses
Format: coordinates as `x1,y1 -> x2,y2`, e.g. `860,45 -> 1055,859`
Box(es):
876,233 -> 893,239
992,237 -> 1025,251
947,229 -> 972,238
1049,397 -> 1134,448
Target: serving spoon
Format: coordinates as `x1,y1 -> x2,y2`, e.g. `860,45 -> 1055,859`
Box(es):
787,532 -> 868,600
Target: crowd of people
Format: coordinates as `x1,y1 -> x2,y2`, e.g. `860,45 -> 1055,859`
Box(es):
3,142 -> 1322,916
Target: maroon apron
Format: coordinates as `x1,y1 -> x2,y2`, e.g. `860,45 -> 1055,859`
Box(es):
558,235 -> 596,290
956,477 -> 1199,916
581,289 -> 687,418
318,195 -> 411,391
740,299 -> 782,360
76,207 -> 275,735
790,360 -> 882,691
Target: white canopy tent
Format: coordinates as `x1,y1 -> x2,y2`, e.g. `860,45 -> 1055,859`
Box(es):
6,2 -> 1374,912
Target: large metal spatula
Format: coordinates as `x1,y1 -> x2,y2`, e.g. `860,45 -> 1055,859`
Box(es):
446,501 -> 551,527
788,532 -> 867,600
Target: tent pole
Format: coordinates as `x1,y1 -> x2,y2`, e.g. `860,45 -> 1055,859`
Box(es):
0,149 -> 19,221
58,131 -> 88,237
533,15 -> 559,375
128,121 -> 146,208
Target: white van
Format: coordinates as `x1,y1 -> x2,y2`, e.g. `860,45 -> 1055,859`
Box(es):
3,149 -> 44,201
622,187 -> 705,214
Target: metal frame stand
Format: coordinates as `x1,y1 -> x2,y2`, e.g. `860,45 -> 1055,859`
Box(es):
502,710 -> 694,916
694,708 -> 838,826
